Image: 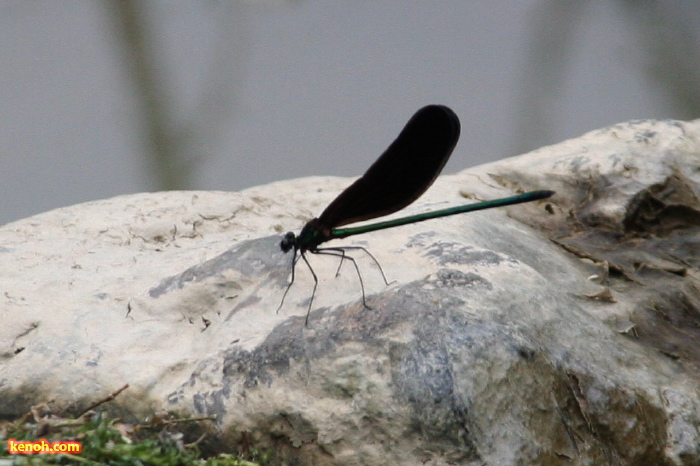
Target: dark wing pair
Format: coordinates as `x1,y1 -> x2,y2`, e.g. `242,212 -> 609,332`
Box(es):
316,105 -> 461,230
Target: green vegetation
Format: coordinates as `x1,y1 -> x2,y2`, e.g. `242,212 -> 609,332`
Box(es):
0,407 -> 268,466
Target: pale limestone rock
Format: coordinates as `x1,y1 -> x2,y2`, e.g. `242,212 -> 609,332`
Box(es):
2,119 -> 700,465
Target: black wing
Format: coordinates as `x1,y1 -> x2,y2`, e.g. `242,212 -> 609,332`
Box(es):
317,104 -> 461,229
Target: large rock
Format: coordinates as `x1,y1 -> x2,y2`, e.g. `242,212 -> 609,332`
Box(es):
2,119 -> 700,465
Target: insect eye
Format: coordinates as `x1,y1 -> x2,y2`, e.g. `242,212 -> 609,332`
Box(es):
280,232 -> 296,252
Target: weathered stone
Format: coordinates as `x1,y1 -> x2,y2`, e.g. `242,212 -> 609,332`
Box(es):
2,119 -> 700,464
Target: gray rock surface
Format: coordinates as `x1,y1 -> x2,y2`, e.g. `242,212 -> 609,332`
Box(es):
2,119 -> 700,464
